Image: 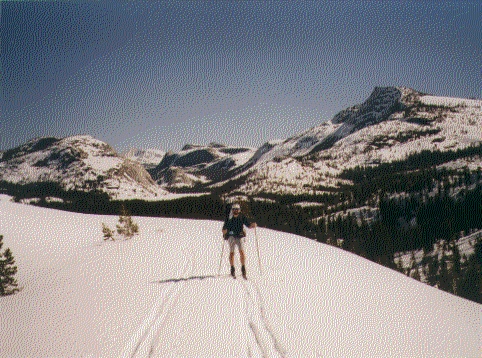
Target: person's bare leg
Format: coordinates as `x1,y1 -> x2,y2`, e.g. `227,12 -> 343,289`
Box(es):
229,251 -> 235,277
240,250 -> 246,279
229,252 -> 235,266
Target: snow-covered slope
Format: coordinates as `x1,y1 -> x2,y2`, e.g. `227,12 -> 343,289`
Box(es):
0,135 -> 167,200
0,195 -> 479,357
123,148 -> 166,170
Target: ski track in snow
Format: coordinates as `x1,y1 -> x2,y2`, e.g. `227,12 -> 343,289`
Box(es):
122,257 -> 285,357
123,253 -> 193,357
117,224 -> 285,358
240,279 -> 286,358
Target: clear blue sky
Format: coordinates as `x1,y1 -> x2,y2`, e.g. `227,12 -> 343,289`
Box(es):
2,1 -> 481,152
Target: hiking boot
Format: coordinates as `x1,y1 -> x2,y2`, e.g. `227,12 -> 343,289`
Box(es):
241,265 -> 247,280
230,266 -> 235,278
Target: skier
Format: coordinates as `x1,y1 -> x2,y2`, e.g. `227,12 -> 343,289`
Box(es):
222,203 -> 256,279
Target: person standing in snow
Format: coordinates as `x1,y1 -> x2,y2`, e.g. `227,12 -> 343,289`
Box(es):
222,203 -> 256,279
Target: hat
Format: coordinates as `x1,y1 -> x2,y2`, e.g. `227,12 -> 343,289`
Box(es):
232,204 -> 241,210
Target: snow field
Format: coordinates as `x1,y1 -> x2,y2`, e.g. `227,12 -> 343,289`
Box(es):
0,195 -> 480,357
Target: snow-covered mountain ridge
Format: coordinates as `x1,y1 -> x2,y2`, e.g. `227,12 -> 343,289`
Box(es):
127,87 -> 480,195
0,135 -> 167,200
149,142 -> 256,189
225,86 -> 482,196
1,87 -> 480,200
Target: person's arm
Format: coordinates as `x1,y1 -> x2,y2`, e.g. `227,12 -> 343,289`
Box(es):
243,216 -> 257,229
222,219 -> 229,236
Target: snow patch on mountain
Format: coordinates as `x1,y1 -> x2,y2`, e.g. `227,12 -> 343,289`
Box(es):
123,148 -> 166,169
2,87 -> 480,199
152,142 -> 256,189
420,95 -> 482,108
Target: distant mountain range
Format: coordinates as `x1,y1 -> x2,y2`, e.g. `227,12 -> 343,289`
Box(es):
1,86 -> 481,201
147,86 -> 482,197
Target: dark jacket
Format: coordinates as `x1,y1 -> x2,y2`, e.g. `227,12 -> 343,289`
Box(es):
223,215 -> 251,238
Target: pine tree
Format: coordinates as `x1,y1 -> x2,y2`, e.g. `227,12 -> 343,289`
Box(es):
420,248 -> 430,283
411,264 -> 421,282
426,253 -> 439,287
463,238 -> 482,302
116,204 -> 139,239
0,235 -> 19,296
395,257 -> 405,275
450,239 -> 462,294
438,250 -> 452,293
409,251 -> 421,281
474,237 -> 482,266
459,251 -> 482,303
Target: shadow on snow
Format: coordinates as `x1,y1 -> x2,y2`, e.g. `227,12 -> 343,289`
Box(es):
151,274 -> 229,284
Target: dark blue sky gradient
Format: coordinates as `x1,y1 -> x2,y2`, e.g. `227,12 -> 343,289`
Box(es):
2,1 -> 481,152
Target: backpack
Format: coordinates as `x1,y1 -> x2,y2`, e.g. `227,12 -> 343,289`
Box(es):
224,203 -> 232,221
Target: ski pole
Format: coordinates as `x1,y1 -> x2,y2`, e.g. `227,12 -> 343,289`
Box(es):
217,237 -> 225,276
255,227 -> 262,276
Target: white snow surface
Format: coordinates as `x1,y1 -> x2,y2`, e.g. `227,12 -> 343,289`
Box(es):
420,95 -> 482,108
123,148 -> 167,168
0,195 -> 480,357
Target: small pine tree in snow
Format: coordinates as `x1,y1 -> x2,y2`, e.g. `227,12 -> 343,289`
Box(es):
102,223 -> 115,241
395,257 -> 405,275
458,240 -> 482,303
411,264 -> 421,282
406,250 -> 421,281
420,248 -> 430,283
450,240 -> 462,294
408,251 -> 417,277
0,235 -> 19,296
116,204 -> 139,239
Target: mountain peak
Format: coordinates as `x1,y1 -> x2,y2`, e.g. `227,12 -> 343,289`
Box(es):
332,86 -> 426,125
371,85 -> 424,97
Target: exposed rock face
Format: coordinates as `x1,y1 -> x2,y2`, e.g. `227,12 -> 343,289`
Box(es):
224,87 -> 482,196
311,87 -> 423,153
150,143 -> 256,189
146,87 -> 481,195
